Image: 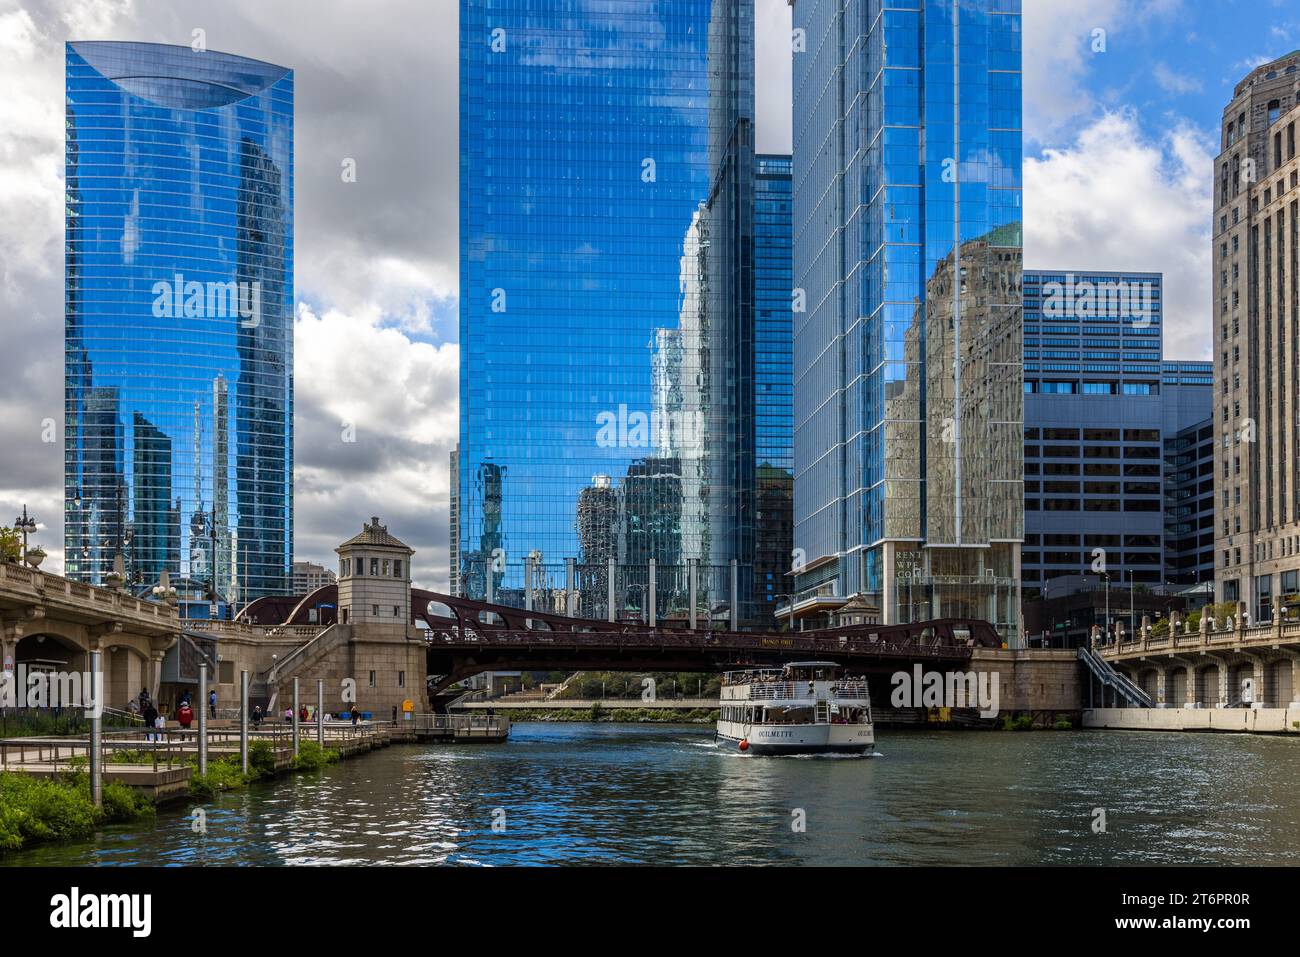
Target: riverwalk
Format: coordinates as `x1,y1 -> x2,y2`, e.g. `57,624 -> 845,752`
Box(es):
0,713 -> 509,803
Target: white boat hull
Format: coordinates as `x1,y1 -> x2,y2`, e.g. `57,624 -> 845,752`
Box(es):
716,720 -> 875,755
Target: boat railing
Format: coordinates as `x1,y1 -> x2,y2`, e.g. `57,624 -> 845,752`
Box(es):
730,680 -> 871,702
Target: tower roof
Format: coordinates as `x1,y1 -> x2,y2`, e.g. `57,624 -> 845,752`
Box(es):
337,517 -> 412,553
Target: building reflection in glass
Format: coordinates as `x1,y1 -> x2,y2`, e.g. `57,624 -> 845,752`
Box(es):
791,0 -> 1023,640
64,41 -> 294,605
458,1 -> 761,625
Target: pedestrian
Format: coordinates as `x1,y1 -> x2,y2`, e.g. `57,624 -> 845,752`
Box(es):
349,704 -> 359,726
298,703 -> 308,723
141,701 -> 158,740
208,688 -> 217,719
284,705 -> 293,724
252,704 -> 263,729
176,700 -> 194,729
153,710 -> 166,741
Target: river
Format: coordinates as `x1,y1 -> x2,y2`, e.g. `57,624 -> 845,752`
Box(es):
8,723 -> 1300,865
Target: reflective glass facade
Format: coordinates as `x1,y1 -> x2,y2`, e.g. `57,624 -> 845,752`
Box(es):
791,0 -> 1023,639
458,0 -> 760,624
754,155 -> 794,618
64,41 -> 294,604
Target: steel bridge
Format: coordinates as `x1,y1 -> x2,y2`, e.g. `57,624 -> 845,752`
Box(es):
413,591 -> 1002,696
238,584 -> 1004,698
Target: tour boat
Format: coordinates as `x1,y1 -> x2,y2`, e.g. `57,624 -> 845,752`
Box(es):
716,661 -> 875,755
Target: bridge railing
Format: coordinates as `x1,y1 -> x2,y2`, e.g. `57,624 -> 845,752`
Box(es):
424,627 -> 980,659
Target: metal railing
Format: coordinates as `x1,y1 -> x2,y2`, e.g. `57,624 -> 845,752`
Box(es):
726,680 -> 871,702
411,713 -> 508,735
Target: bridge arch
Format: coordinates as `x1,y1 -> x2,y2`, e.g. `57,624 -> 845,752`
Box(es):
1267,659 -> 1293,708
1194,664 -> 1220,707
1137,668 -> 1159,703
1167,666 -> 1189,707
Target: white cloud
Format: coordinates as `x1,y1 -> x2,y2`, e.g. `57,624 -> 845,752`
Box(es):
1153,62 -> 1202,95
755,0 -> 791,154
1025,109 -> 1214,360
293,304 -> 459,587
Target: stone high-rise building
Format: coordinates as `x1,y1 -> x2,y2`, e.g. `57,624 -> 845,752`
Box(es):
1214,51 -> 1300,622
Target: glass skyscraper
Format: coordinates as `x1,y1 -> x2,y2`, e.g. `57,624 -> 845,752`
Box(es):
754,154 -> 794,619
459,0 -> 759,624
64,41 -> 294,605
790,0 -> 1023,640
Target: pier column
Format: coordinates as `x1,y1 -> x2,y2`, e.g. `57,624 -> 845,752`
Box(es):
149,650 -> 164,704
317,678 -> 325,746
688,559 -> 698,630
1154,666 -> 1168,708
292,676 -> 300,757
1286,652 -> 1300,710
565,558 -> 576,617
648,558 -> 656,628
89,646 -> 102,808
239,670 -> 249,774
730,559 -> 739,631
198,661 -> 208,775
607,557 -> 616,623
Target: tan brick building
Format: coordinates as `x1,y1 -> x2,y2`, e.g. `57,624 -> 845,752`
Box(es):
1214,52 -> 1300,622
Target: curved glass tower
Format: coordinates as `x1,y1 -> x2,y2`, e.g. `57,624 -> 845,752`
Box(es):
64,41 -> 294,605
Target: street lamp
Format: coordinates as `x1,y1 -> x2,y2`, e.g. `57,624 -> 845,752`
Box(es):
12,505 -> 37,565
1101,572 -> 1111,643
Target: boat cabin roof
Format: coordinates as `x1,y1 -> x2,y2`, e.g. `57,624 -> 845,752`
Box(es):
723,661 -> 844,682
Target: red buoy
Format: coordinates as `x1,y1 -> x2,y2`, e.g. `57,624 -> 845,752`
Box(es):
738,739 -> 749,752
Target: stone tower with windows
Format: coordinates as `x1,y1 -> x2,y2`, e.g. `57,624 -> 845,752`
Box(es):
337,516 -> 413,625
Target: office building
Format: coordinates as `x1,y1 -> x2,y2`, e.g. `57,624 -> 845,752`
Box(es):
457,0 -> 761,624
789,0 -> 1024,640
1214,51 -> 1300,621
64,41 -> 294,603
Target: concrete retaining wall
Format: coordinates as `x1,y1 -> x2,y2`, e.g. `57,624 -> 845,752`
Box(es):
1084,707 -> 1300,733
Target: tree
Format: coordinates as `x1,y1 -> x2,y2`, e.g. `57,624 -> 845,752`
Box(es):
0,528 -> 20,564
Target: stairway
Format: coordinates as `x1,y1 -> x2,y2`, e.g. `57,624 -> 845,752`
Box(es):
1079,647 -> 1155,708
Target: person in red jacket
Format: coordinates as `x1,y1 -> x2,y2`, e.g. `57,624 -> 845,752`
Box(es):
176,700 -> 194,729
298,704 -> 308,723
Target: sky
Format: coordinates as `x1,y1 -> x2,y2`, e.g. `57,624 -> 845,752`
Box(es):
0,0 -> 1296,588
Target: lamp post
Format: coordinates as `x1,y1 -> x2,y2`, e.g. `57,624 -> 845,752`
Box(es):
1102,573 -> 1111,643
12,505 -> 37,565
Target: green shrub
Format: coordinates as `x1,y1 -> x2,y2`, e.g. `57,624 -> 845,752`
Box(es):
188,756 -> 249,798
0,771 -> 149,852
291,740 -> 340,771
248,739 -> 277,779
1000,714 -> 1035,731
100,780 -> 153,821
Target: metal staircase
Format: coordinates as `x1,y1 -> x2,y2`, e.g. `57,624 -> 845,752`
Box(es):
1079,646 -> 1155,708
